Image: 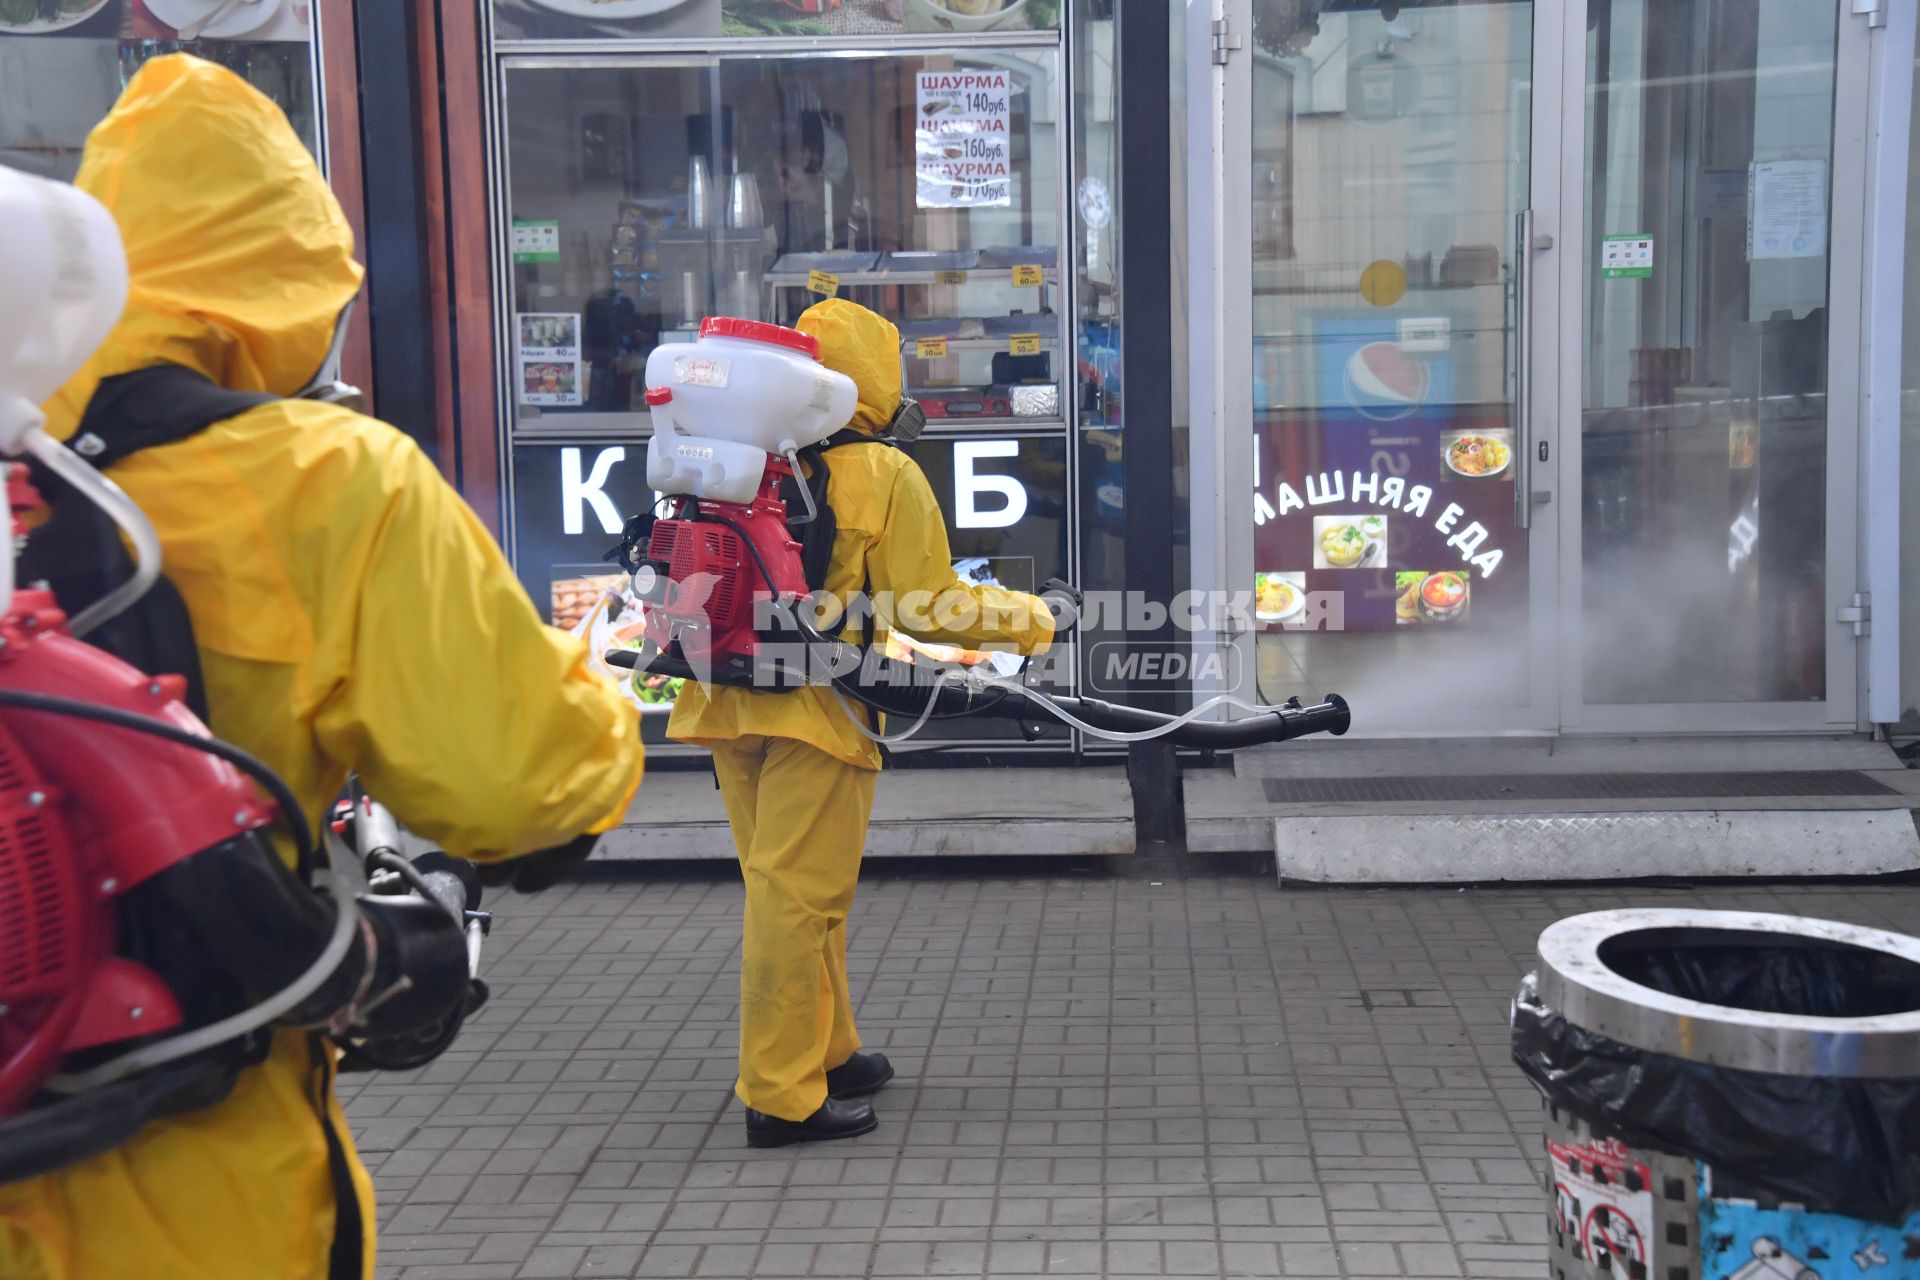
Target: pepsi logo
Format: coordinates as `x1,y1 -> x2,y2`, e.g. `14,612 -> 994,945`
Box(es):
1342,341 -> 1430,421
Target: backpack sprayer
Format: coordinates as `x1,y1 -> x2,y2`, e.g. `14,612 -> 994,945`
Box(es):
0,164 -> 488,1183
604,317 -> 1350,748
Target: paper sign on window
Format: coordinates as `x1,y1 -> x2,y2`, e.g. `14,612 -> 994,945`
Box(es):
916,70 -> 1012,210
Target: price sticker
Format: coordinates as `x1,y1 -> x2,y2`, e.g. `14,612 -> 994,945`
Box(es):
915,338 -> 950,359
1009,334 -> 1042,356
806,269 -> 840,297
936,269 -> 968,285
1011,264 -> 1045,287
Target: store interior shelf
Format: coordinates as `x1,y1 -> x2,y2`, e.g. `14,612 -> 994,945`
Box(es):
509,414 -> 1071,439
904,335 -> 1062,351
765,269 -> 1060,288
1250,275 -> 1504,297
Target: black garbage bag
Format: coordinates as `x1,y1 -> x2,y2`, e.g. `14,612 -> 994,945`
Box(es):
1512,927 -> 1920,1227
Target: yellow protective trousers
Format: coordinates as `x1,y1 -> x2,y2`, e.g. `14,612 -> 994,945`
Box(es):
711,735 -> 877,1122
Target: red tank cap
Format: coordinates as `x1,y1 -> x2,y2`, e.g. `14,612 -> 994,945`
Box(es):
644,386 -> 673,406
699,316 -> 820,361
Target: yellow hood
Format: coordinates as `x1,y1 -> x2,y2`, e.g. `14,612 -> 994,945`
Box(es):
42,54 -> 364,439
796,298 -> 901,434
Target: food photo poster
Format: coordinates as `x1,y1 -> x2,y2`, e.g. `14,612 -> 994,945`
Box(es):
1251,311 -> 1524,634
492,0 -> 1057,40
0,0 -> 122,38
517,313 -> 584,408
1,1 -> 313,39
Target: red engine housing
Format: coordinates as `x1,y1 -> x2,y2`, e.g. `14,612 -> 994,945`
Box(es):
0,589 -> 275,1115
640,456 -> 812,669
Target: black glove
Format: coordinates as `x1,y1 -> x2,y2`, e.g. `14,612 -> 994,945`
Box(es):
1040,577 -> 1083,633
476,832 -> 600,894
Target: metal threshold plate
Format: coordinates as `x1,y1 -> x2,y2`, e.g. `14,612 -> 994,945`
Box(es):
1261,770 -> 1900,805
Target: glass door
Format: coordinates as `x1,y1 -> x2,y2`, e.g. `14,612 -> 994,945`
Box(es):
1559,0 -> 1863,731
1208,0 -> 1564,733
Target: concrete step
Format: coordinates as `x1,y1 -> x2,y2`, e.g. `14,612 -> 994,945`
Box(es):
1231,733 -> 1906,778
597,764 -> 1136,860
1189,735 -> 1920,881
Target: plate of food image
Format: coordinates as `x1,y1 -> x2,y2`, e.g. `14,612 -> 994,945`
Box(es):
0,0 -> 111,33
1315,516 -> 1385,570
1417,571 -> 1469,621
1444,432 -> 1513,478
1254,572 -> 1306,623
527,0 -> 694,15
1317,522 -> 1365,569
905,0 -> 1032,32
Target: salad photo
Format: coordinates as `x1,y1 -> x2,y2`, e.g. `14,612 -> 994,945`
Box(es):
631,671 -> 685,706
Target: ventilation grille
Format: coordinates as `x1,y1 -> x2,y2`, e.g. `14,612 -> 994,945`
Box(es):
0,723 -> 80,1001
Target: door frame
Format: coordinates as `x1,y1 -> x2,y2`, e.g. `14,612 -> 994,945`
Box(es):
1190,0 -> 1882,737
1189,0 -> 1566,735
1552,1 -> 1870,734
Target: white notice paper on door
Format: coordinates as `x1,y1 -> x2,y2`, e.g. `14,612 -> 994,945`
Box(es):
1748,159 -> 1828,260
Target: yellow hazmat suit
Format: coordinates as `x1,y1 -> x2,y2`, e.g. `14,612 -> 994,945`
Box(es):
0,55 -> 644,1279
669,298 -> 1053,1122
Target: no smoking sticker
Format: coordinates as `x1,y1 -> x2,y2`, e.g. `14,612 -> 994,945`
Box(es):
1549,1138 -> 1654,1274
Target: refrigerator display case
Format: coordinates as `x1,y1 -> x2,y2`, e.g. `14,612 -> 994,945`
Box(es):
499,47 -> 1065,434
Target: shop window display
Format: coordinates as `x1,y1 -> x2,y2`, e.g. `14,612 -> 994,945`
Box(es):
490,0 -> 1061,44
497,35 -> 1096,749
0,4 -> 317,181
502,50 -> 1065,432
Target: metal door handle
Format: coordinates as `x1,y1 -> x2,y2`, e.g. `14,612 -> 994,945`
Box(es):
1514,209 -> 1534,530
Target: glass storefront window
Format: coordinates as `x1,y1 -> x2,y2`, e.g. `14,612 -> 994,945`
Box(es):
498,40 -> 1084,749
1903,43 -> 1920,730
493,0 -> 1063,44
501,48 -> 1066,433
1580,0 -> 1838,706
1,8 -> 319,181
1244,2 -> 1536,714
1072,0 -> 1125,609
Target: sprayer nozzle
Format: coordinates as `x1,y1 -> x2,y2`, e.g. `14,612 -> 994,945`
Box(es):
1321,694 -> 1352,736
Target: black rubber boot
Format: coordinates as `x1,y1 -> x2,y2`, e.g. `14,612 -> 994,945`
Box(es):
826,1051 -> 895,1100
745,1098 -> 878,1149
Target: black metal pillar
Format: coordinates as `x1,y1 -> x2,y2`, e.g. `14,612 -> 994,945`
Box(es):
352,0 -> 440,461
1116,0 -> 1183,847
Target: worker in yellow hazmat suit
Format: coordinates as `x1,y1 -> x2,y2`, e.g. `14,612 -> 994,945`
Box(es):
669,298 -> 1056,1146
0,55 -> 644,1279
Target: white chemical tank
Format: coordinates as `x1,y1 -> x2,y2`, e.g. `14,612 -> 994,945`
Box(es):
643,317 -> 858,505
0,164 -> 128,451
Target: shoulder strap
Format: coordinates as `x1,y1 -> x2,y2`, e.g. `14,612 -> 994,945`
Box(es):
819,427 -> 894,453
21,364 -> 280,721
779,430 -> 898,600
68,364 -> 279,468
780,444 -> 839,596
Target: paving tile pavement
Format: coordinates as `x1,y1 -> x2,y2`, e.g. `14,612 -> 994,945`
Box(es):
340,865 -> 1920,1279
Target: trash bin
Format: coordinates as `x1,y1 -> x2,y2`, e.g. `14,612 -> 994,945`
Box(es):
1510,908 -> 1920,1280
